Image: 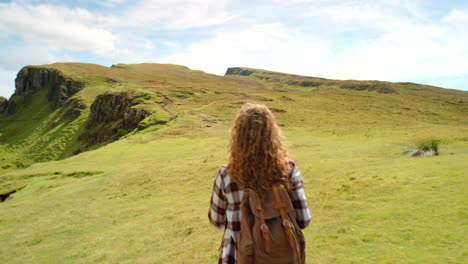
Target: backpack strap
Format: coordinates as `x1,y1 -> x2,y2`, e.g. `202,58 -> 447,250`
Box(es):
272,184 -> 296,249
254,194 -> 271,253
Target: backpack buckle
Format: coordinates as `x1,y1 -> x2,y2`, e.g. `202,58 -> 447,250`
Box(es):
260,224 -> 269,231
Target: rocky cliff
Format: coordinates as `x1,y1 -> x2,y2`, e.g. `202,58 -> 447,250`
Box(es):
80,93 -> 150,146
0,97 -> 16,116
225,67 -> 255,76
1,67 -> 84,116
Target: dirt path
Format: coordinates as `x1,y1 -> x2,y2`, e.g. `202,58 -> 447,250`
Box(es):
157,93 -> 176,119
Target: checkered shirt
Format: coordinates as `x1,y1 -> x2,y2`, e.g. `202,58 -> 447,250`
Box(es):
208,161 -> 311,264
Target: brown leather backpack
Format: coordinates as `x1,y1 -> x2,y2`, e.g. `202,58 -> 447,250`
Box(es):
237,184 -> 306,264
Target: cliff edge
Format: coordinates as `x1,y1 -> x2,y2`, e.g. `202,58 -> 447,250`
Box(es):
1,66 -> 84,116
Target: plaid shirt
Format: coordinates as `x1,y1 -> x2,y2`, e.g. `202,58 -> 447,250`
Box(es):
208,161 -> 311,264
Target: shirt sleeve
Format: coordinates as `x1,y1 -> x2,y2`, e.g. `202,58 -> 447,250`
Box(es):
289,161 -> 312,229
208,167 -> 227,229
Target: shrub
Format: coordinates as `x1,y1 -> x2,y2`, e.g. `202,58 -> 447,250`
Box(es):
416,138 -> 440,154
13,161 -> 27,168
405,138 -> 441,157
116,128 -> 130,136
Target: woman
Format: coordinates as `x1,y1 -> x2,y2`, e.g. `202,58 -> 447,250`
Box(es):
208,103 -> 311,264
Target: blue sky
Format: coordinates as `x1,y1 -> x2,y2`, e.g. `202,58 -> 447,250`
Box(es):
0,0 -> 467,98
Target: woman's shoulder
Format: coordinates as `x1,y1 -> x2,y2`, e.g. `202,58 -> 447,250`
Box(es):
286,159 -> 297,173
217,164 -> 234,181
286,159 -> 304,187
217,165 -> 228,177
220,164 -> 229,171
217,164 -> 241,193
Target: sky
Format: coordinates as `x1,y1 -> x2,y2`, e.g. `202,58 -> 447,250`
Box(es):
0,0 -> 467,98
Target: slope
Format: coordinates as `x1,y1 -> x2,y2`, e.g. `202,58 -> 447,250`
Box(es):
0,63 -> 467,263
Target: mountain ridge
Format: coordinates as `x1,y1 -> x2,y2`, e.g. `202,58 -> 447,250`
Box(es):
0,62 -> 467,172
2,63 -> 466,101
225,66 -> 468,98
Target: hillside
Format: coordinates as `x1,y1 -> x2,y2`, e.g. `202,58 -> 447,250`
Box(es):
226,67 -> 468,99
1,63 -> 467,171
0,63 -> 467,263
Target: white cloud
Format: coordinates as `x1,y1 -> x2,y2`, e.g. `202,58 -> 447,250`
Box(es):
0,44 -> 70,72
302,2 -> 380,22
0,2 -> 117,55
444,9 -> 468,28
102,0 -> 126,7
162,40 -> 182,49
329,8 -> 468,80
160,7 -> 468,84
161,23 -> 333,76
109,0 -> 236,29
272,0 -> 314,5
0,0 -> 237,60
102,32 -> 162,63
0,71 -> 17,98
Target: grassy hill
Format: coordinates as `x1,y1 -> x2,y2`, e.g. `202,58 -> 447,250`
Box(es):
0,63 -> 467,263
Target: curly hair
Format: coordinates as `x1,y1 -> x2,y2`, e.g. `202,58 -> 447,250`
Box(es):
227,103 -> 290,195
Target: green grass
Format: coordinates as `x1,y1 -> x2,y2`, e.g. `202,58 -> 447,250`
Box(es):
0,87 -> 89,170
0,131 -> 466,263
0,63 -> 467,263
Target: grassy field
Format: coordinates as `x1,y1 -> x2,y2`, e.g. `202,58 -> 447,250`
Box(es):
0,63 -> 467,263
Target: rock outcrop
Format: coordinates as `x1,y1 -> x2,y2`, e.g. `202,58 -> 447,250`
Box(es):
80,93 -> 150,146
0,96 -> 7,114
1,67 -> 84,116
225,67 -> 255,76
405,148 -> 438,157
0,98 -> 16,116
87,93 -> 150,128
13,67 -> 83,110
61,98 -> 87,122
339,83 -> 396,94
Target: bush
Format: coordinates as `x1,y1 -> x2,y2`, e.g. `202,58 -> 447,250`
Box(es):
13,161 -> 27,168
116,128 -> 130,137
415,138 -> 440,154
